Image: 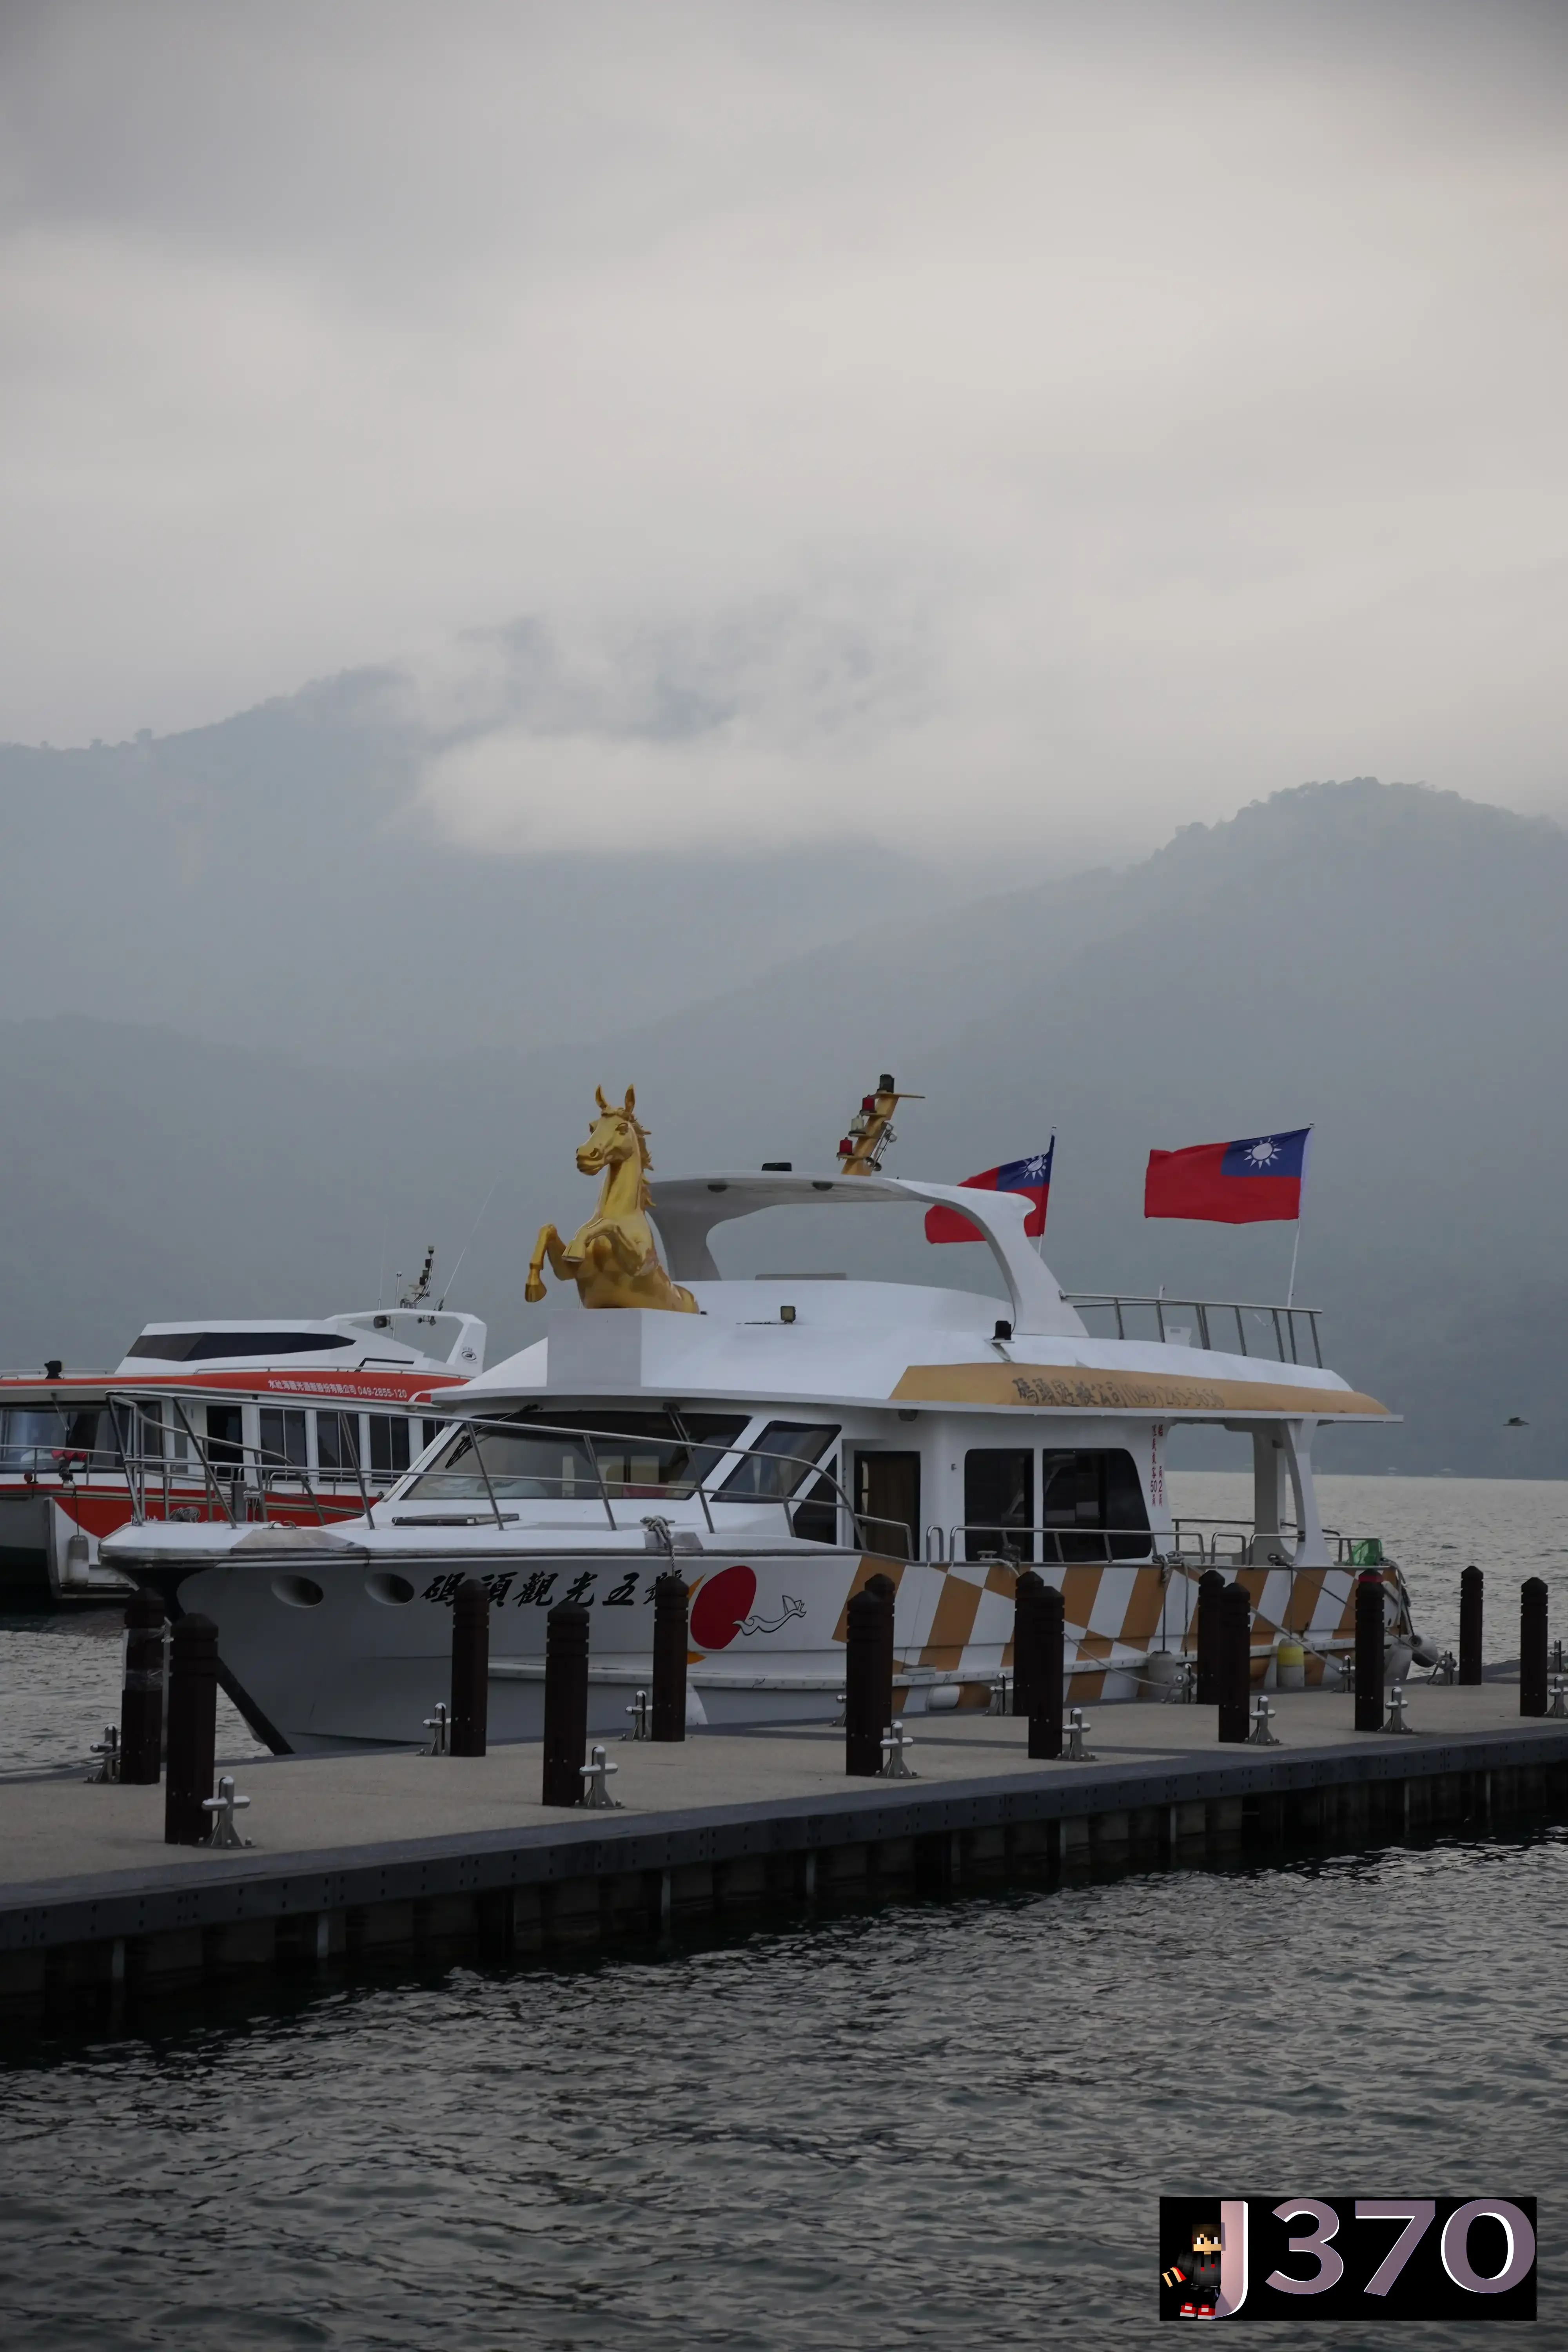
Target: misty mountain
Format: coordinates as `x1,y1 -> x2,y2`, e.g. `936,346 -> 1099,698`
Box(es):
0,635 -> 1096,1063
0,777 -> 1562,1477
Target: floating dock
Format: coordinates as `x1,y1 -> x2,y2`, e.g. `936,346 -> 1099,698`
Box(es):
3,1685 -> 1565,2020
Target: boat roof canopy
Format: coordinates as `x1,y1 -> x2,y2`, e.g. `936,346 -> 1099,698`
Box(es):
652,1170 -> 1087,1338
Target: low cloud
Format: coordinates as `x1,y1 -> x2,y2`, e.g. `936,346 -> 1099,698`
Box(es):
2,0 -> 1566,844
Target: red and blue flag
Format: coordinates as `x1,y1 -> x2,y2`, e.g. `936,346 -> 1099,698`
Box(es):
925,1143 -> 1054,1243
1143,1127 -> 1310,1224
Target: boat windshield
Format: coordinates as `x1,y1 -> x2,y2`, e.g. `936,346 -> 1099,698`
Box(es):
405,1410 -> 749,1504
715,1421 -> 838,1501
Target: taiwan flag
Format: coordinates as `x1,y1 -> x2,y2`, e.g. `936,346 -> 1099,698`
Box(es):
925,1143 -> 1054,1243
1143,1128 -> 1310,1224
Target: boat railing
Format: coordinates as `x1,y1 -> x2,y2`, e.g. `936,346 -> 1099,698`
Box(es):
926,1516 -> 1385,1569
1169,1514 -> 1385,1567
1062,1293 -> 1324,1367
105,1390 -> 377,1531
111,1400 -> 866,1548
937,1522 -> 1160,1567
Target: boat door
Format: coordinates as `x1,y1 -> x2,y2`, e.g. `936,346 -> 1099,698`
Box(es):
854,1450 -> 920,1561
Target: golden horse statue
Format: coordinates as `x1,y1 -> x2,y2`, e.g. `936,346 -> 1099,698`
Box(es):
524,1086 -> 698,1314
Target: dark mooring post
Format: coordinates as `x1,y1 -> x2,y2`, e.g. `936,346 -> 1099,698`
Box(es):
120,1587 -> 165,1786
1195,1568 -> 1225,1706
844,1585 -> 886,1775
1354,1571 -> 1385,1730
651,1571 -> 690,1741
1217,1581 -> 1252,1742
164,1612 -> 218,1844
450,1577 -> 490,1756
1012,1569 -> 1047,1719
1521,1577 -> 1548,1717
541,1601 -> 590,1805
1029,1582 -> 1065,1761
1459,1564 -> 1484,1686
865,1571 -> 897,1731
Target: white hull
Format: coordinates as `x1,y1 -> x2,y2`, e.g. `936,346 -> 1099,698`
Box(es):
166,1536 -> 1405,1755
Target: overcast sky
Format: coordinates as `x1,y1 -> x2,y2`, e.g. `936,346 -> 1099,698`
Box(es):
2,0 -> 1564,853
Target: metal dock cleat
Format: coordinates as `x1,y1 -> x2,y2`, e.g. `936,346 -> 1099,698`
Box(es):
1065,1707 -> 1096,1762
1383,1681 -> 1414,1734
880,1719 -> 918,1779
624,1688 -> 650,1740
1549,1676 -> 1567,1720
421,1702 -> 451,1756
201,1775 -> 253,1849
579,1743 -> 622,1809
1248,1696 -> 1282,1747
987,1672 -> 1011,1718
86,1725 -> 121,1784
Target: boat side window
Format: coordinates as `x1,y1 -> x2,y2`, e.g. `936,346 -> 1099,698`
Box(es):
1040,1449 -> 1151,1561
125,1331 -> 356,1361
368,1414 -> 411,1480
259,1408 -> 309,1473
315,1411 -> 361,1477
0,1406 -> 69,1472
128,1402 -> 164,1465
789,1456 -> 840,1545
60,1408 -> 119,1469
204,1405 -> 245,1469
718,1423 -> 840,1506
964,1448 -> 1034,1563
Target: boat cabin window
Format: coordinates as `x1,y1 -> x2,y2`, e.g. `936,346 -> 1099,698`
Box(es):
407,1411 -> 748,1504
204,1405 -> 245,1468
368,1415 -> 412,1479
125,1330 -> 356,1361
853,1450 -> 920,1562
316,1411 -> 361,1477
790,1461 -> 840,1545
1040,1448 -> 1151,1561
718,1423 -> 838,1504
964,1448 -> 1034,1563
259,1408 -> 309,1473
0,1406 -> 70,1470
126,1401 -> 187,1465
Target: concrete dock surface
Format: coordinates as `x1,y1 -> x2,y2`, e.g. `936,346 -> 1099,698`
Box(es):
0,1681 -> 1559,1891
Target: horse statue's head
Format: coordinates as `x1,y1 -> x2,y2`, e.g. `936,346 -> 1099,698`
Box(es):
576,1085 -> 652,1195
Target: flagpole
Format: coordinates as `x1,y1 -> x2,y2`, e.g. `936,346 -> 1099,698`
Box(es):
1036,1133 -> 1054,1258
1285,1125 -> 1312,1310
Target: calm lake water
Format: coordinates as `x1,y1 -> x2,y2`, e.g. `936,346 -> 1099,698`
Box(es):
0,1475 -> 1563,2345
0,1837 -> 1562,2349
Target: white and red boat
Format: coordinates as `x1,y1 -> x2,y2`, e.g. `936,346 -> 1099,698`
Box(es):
0,1305 -> 485,1606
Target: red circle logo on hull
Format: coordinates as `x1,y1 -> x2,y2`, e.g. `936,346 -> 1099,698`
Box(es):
689,1564 -> 757,1651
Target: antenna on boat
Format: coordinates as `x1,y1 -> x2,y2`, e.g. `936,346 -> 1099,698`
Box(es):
437,1169 -> 503,1308
837,1074 -> 923,1175
399,1245 -> 436,1309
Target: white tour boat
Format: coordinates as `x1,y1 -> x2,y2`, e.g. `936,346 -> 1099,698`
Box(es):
0,1299 -> 485,1607
102,1084 -> 1431,1753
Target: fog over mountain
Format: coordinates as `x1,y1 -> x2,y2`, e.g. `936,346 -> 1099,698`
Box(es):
0,764 -> 1560,1478
0,637 -> 1106,1061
